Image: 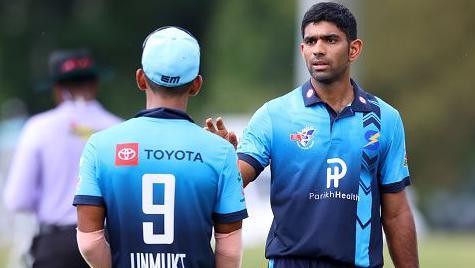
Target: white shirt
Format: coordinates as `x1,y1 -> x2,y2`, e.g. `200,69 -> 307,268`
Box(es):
3,100 -> 121,225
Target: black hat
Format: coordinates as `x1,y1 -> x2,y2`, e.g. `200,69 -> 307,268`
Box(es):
48,49 -> 99,83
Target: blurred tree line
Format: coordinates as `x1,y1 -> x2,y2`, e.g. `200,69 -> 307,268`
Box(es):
361,1 -> 475,202
0,0 -> 217,116
0,0 -> 474,212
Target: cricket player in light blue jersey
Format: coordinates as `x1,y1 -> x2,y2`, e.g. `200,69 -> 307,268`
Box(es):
73,26 -> 248,268
206,2 -> 419,268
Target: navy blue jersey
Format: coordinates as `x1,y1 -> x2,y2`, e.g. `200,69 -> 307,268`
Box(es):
74,108 -> 247,268
237,80 -> 410,267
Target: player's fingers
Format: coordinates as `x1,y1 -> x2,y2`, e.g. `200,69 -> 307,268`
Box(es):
216,117 -> 227,131
228,131 -> 238,149
205,118 -> 217,133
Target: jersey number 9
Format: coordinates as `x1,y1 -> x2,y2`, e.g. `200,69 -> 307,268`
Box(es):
142,174 -> 175,244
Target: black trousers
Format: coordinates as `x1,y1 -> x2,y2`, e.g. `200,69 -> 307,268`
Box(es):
30,225 -> 89,268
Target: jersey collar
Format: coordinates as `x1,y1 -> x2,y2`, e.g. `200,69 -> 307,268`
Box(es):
134,107 -> 194,123
301,79 -> 372,112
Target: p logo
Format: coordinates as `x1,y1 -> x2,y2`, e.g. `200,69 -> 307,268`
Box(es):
115,143 -> 139,166
326,158 -> 347,188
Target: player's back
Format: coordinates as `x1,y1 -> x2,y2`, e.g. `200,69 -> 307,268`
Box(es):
4,100 -> 120,223
75,108 -> 246,268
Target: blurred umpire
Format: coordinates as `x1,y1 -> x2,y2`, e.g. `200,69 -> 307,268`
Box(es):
3,49 -> 121,268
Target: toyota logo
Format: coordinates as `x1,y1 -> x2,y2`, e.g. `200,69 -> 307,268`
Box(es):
118,148 -> 136,160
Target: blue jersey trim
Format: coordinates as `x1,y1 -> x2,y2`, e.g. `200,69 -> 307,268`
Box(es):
213,209 -> 248,223
268,259 -> 274,268
237,153 -> 264,176
73,195 -> 105,207
380,177 -> 411,193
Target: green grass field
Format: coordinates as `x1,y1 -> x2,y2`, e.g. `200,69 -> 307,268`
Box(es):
0,246 -> 8,268
1,232 -> 474,267
242,232 -> 475,268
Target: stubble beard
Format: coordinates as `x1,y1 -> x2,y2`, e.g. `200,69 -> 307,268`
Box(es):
308,63 -> 347,85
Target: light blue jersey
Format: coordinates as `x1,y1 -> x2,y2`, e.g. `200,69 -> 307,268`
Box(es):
74,108 -> 247,268
237,80 -> 410,268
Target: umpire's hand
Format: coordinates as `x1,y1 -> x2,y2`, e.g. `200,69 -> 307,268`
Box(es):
205,117 -> 238,149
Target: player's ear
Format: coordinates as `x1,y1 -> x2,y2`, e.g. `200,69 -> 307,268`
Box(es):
188,75 -> 203,96
349,39 -> 363,63
136,69 -> 147,91
300,42 -> 305,57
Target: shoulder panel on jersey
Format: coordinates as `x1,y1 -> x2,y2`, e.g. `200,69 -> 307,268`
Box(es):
356,91 -> 381,267
212,209 -> 248,224
363,93 -> 381,122
373,96 -> 406,158
374,96 -> 402,126
265,86 -> 303,112
73,195 -> 105,207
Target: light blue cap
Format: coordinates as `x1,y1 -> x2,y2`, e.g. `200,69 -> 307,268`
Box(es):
142,26 -> 200,87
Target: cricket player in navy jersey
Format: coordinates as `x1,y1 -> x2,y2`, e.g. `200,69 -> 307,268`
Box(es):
206,2 -> 419,268
73,27 -> 248,268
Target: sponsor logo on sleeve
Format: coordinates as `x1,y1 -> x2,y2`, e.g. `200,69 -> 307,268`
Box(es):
115,143 -> 139,166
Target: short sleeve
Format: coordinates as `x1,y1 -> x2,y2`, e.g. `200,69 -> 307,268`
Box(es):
213,145 -> 248,223
73,137 -> 104,206
236,104 -> 272,175
379,112 -> 411,193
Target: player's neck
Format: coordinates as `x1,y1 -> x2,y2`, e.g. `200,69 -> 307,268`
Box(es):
145,93 -> 188,112
311,78 -> 354,113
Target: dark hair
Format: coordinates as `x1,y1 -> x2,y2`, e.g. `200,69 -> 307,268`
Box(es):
144,75 -> 191,96
301,2 -> 357,41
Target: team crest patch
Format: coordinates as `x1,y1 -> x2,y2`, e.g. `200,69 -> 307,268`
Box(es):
290,127 -> 316,149
115,143 -> 139,166
364,130 -> 380,150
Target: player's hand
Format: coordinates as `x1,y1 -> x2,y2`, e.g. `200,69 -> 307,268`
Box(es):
205,117 -> 238,149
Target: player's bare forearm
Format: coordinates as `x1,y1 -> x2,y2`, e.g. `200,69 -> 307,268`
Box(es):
238,160 -> 256,188
214,221 -> 243,268
382,190 -> 419,268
